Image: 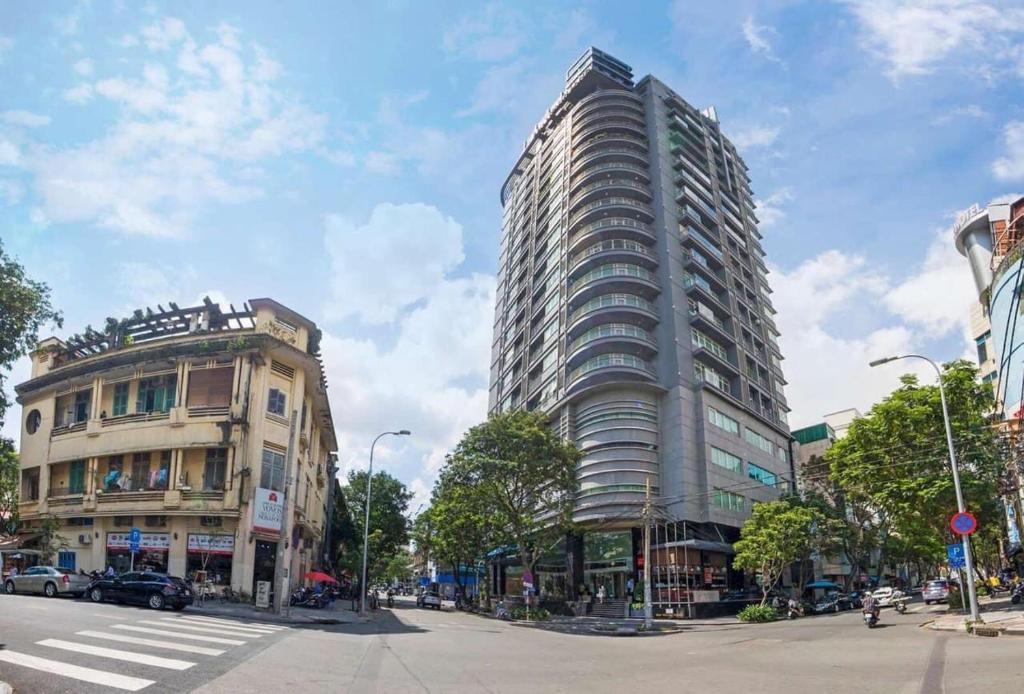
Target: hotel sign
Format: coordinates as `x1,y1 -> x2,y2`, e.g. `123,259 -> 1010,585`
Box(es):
952,203 -> 982,236
253,487 -> 284,535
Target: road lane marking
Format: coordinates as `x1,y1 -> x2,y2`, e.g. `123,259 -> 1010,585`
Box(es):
178,615 -> 285,631
158,617 -> 273,635
76,630 -> 225,656
37,639 -> 196,670
0,650 -> 155,691
138,619 -> 264,637
110,624 -> 246,645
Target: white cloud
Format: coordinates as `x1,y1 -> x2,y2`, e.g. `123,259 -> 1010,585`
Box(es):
993,121 -> 1024,181
773,231 -> 976,428
742,15 -> 782,63
931,104 -> 988,125
0,139 -> 20,166
324,203 -> 465,324
844,0 -> 1024,82
320,203 -> 495,499
730,125 -> 780,150
119,33 -> 139,48
321,149 -> 356,167
442,3 -> 526,61
456,58 -> 530,117
364,150 -> 402,175
0,179 -> 25,205
1,110 -> 51,128
19,16 -> 327,237
755,188 -> 793,229
883,228 -> 976,337
63,83 -> 94,103
73,58 -> 94,76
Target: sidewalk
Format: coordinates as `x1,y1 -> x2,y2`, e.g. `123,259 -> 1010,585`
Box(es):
928,595 -> 1024,635
186,597 -> 369,625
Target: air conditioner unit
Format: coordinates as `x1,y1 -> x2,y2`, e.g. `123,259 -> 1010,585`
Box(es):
79,534 -> 92,545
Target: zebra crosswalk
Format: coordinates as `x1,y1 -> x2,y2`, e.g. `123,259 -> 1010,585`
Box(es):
0,613 -> 290,691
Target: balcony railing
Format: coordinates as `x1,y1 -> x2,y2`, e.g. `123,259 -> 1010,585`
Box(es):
51,421 -> 87,437
100,411 -> 171,427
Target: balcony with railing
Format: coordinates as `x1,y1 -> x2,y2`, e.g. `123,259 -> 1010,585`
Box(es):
687,299 -> 734,344
570,217 -> 656,252
574,118 -> 648,144
682,249 -> 728,290
569,237 -> 655,278
567,352 -> 655,393
568,293 -> 659,335
570,197 -> 654,230
569,263 -> 660,306
680,225 -> 724,262
571,147 -> 649,177
567,322 -> 657,368
570,180 -> 651,215
575,134 -> 649,161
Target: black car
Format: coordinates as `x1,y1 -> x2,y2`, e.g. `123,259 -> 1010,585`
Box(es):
87,571 -> 193,610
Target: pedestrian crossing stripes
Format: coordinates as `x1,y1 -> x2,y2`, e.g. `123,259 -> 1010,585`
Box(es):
37,639 -> 196,670
1,613 -> 288,691
0,650 -> 156,691
76,630 -> 227,656
111,623 -> 248,645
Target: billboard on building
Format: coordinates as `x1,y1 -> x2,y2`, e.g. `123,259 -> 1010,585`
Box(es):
187,534 -> 235,555
253,487 -> 284,535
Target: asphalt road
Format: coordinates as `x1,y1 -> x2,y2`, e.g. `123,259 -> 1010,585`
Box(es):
194,596 -> 1024,694
5,594 -> 1024,693
0,592 -> 292,693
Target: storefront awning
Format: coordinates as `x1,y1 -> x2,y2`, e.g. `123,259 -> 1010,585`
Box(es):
651,539 -> 735,555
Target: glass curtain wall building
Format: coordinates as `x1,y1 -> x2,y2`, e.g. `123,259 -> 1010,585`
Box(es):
487,48 -> 792,606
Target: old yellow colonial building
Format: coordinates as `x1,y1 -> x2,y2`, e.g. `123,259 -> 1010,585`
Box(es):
14,298 -> 337,597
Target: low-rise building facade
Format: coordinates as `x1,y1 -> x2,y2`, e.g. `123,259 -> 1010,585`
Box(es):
14,298 -> 336,598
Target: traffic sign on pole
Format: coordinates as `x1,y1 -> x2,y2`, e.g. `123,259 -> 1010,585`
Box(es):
946,543 -> 965,568
950,512 -> 978,536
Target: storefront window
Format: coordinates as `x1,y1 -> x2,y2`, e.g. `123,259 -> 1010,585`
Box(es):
186,533 -> 235,585
583,530 -> 633,600
105,532 -> 169,574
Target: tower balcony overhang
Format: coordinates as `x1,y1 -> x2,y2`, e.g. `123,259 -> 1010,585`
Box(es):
569,179 -> 652,212
574,120 -> 649,145
571,147 -> 649,178
569,218 -> 656,254
566,361 -> 657,396
568,247 -> 657,281
568,301 -> 660,337
568,273 -> 660,309
570,161 -> 650,194
566,333 -> 658,370
569,197 -> 654,231
688,308 -> 735,344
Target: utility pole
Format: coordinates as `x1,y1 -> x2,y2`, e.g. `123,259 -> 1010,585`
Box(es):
272,410 -> 299,615
643,477 -> 653,630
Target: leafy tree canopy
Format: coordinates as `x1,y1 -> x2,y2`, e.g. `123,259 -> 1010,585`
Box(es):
340,469 -> 412,583
733,499 -> 824,605
0,239 -> 62,426
1,438 -> 18,534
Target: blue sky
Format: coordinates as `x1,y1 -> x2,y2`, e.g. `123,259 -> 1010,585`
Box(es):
2,1 -> 1023,508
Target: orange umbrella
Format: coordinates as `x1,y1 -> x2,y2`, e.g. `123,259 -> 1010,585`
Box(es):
305,571 -> 339,584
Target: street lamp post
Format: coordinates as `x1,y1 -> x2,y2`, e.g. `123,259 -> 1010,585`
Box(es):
360,429 -> 411,615
869,354 -> 981,622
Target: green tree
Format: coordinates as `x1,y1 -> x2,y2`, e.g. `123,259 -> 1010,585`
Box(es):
36,515 -> 68,565
381,548 -> 414,585
733,499 -> 825,605
0,438 -> 18,534
341,470 -> 412,586
440,410 -> 580,582
800,456 -> 885,590
826,361 -> 1002,571
328,478 -> 357,570
0,239 -> 62,426
418,471 -> 500,596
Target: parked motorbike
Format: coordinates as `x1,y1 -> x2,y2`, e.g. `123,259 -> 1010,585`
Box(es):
386,592 -> 394,608
290,587 -> 328,608
1011,583 -> 1023,605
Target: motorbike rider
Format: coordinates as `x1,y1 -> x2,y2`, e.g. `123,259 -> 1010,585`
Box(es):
862,591 -> 879,619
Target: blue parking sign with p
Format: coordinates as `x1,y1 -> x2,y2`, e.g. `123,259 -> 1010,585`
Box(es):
947,543 -> 965,568
129,527 -> 141,553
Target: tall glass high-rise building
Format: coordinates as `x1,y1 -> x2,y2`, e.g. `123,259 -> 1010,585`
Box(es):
488,49 -> 792,606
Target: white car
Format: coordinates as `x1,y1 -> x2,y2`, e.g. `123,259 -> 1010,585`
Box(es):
421,591 -> 442,610
871,586 -> 895,607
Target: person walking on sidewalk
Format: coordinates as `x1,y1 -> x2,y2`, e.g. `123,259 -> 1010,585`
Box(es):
597,584 -> 606,605
626,577 -> 635,600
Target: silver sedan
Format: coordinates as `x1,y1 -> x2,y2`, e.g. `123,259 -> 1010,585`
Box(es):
4,566 -> 91,597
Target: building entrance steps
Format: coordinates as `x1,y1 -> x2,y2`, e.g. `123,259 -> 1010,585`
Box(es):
589,599 -> 628,618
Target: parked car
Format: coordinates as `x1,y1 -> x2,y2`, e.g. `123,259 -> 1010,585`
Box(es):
923,579 -> 950,605
420,591 -> 442,610
846,591 -> 866,609
87,571 -> 193,610
872,586 -> 896,607
809,592 -> 853,614
4,566 -> 91,597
